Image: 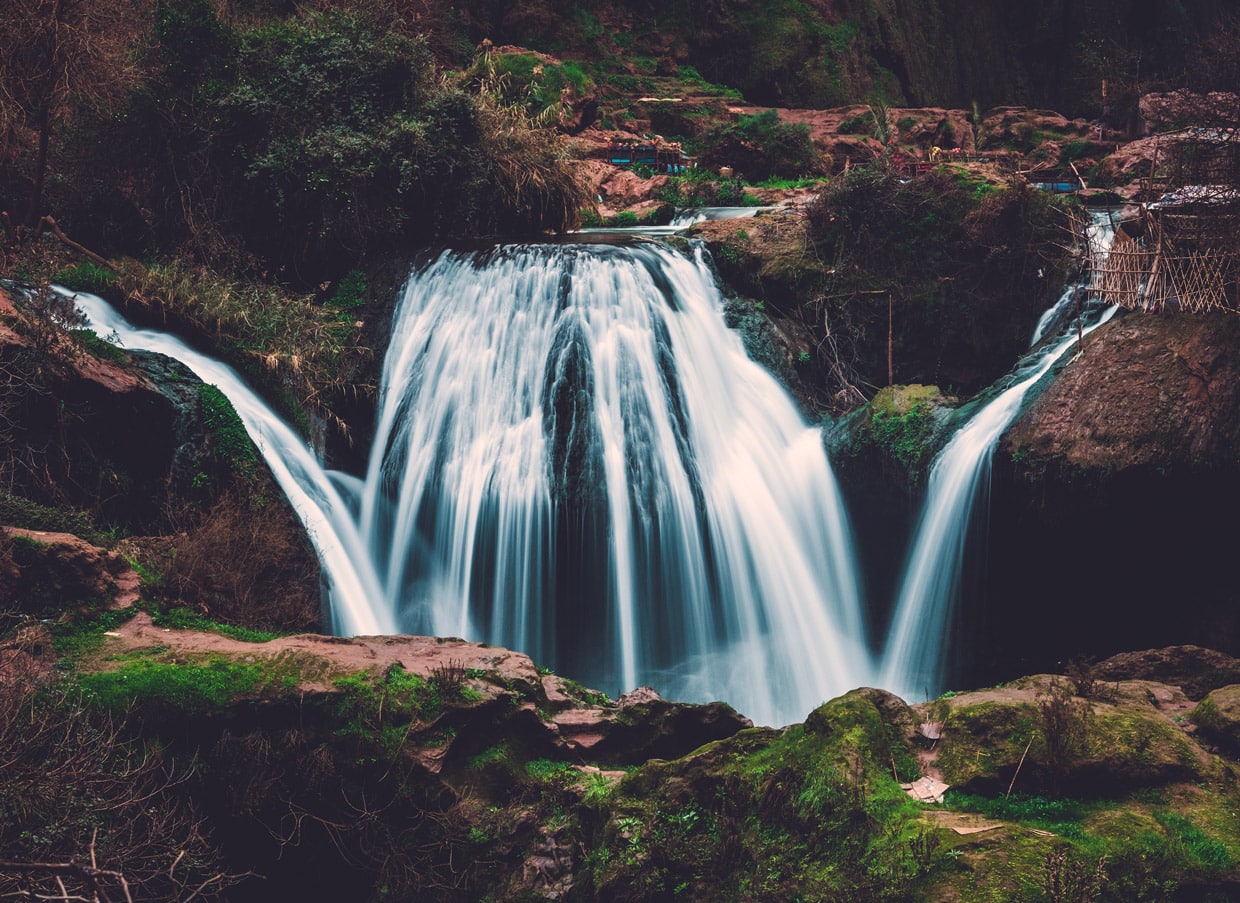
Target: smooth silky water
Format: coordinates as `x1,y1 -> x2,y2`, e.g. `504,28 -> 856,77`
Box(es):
876,215 -> 1118,700
65,214 -> 1115,721
67,238 -> 875,727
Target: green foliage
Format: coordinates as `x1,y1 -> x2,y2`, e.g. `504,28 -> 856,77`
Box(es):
583,771 -> 618,804
698,109 -> 820,182
89,6 -> 586,284
805,166 -> 1070,394
149,606 -> 280,642
113,260 -> 358,435
54,262 -> 118,297
333,665 -> 443,757
839,113 -> 871,134
1157,813 -> 1232,875
949,792 -> 1089,835
68,328 -> 127,364
198,383 -> 257,477
526,758 -> 575,782
0,491 -> 111,546
327,269 -> 367,314
49,608 -> 137,658
469,743 -> 511,771
603,211 -> 639,227
477,51 -> 594,115
752,175 -> 824,190
77,657 -> 264,713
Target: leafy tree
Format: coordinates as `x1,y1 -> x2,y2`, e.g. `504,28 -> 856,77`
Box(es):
83,3 -> 586,282
0,0 -> 148,233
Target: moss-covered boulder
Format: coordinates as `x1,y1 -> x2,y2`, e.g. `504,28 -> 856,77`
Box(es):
1191,685 -> 1240,755
926,676 -> 1211,799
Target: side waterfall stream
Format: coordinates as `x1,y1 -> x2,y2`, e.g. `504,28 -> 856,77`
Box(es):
878,215 -> 1117,699
68,216 -> 1114,724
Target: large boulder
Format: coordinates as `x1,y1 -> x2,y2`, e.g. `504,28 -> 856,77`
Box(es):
956,311 -> 1240,689
1190,685 -> 1240,754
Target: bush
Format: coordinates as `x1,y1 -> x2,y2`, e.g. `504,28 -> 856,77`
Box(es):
84,5 -> 587,283
698,109 -> 820,182
0,675 -> 228,899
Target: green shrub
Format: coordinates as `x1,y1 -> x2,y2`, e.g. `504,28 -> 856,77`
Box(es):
327,269 -> 367,314
698,109 -> 820,181
604,211 -> 639,227
69,328 -> 127,365
838,113 -> 871,135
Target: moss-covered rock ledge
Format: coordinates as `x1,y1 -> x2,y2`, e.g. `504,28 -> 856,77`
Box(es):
5,615 -> 1240,901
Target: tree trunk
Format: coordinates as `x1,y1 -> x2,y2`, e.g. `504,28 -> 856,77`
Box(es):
25,105 -> 52,230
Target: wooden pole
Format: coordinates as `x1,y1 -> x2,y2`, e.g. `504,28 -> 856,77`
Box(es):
887,293 -> 894,386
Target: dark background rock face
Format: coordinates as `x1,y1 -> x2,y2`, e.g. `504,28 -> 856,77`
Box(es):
450,0 -> 1233,119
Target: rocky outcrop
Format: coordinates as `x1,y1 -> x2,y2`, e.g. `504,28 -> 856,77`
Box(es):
1192,685 -> 1240,754
2,527 -> 140,620
1096,646 -> 1240,702
943,311 -> 1240,690
1003,311 -> 1240,474
0,288 -> 320,632
925,673 -> 1211,798
12,624 -> 1240,900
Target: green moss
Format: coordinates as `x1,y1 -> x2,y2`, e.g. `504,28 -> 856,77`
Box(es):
199,383 -> 257,476
49,608 -> 138,658
865,385 -> 945,479
934,701 -> 1037,787
77,656 -> 264,713
150,606 -> 281,642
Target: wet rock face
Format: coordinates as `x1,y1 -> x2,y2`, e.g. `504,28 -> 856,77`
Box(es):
958,312 -> 1240,688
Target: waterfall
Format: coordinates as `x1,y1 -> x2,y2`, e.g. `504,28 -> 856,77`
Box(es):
64,291 -> 392,638
359,241 -> 872,726
67,240 -> 874,727
64,212 -> 1113,719
877,217 -> 1118,700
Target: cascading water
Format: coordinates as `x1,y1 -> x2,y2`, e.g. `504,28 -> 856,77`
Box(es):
359,240 -> 873,725
64,210 -> 1114,721
64,291 -> 391,638
65,239 -> 873,726
876,216 -> 1118,700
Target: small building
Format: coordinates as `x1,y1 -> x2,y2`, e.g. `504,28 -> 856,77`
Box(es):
1024,166 -> 1083,194
607,138 -> 694,174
